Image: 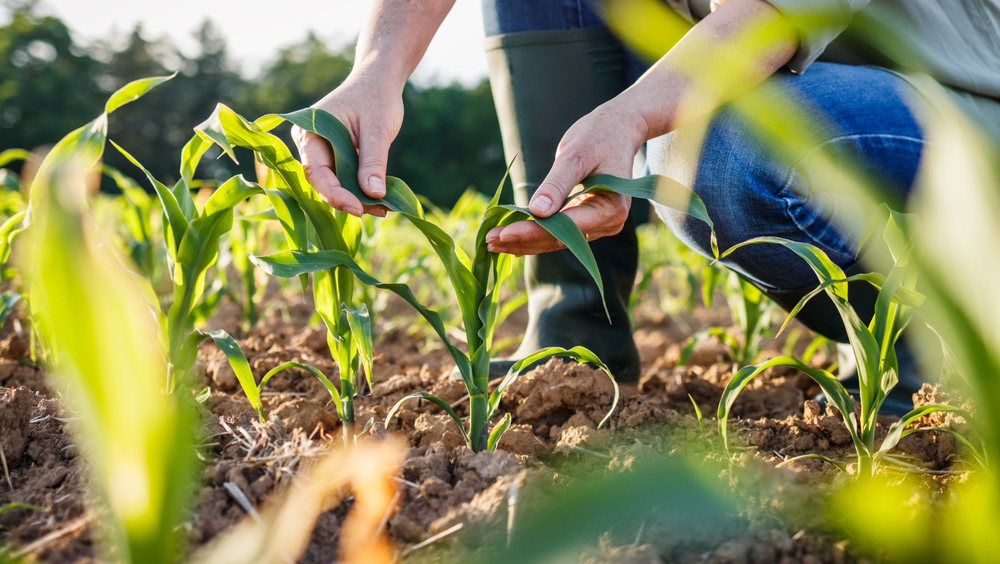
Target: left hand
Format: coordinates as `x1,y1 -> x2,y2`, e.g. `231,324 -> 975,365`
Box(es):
485,100 -> 649,255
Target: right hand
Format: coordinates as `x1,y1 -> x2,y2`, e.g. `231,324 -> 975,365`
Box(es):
292,74 -> 404,217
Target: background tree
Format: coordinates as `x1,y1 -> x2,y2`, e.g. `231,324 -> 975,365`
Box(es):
0,5 -> 504,207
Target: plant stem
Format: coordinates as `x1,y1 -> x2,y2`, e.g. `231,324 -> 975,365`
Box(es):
469,393 -> 488,452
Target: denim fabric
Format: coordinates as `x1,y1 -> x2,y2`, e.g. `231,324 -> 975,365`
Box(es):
647,63 -> 924,291
482,0 -> 606,36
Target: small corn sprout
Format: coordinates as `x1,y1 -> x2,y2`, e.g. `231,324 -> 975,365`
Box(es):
194,105 -> 375,437
716,207 -> 986,476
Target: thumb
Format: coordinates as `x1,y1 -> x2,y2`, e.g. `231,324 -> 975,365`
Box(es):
529,152 -> 586,217
357,129 -> 391,199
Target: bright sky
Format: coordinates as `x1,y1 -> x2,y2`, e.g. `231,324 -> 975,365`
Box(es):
23,0 -> 489,86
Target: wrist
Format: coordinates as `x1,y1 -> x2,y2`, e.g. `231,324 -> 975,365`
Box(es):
348,57 -> 409,97
598,95 -> 655,153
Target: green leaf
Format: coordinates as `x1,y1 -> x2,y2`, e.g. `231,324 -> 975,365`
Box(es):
490,346 -> 619,429
875,404 -> 979,463
499,204 -> 608,320
111,140 -> 189,261
385,392 -> 470,446
343,303 -> 374,389
719,237 -> 848,300
260,361 -> 343,417
487,412 -> 512,452
0,291 -> 20,328
179,133 -> 211,188
251,249 -> 474,387
203,175 -> 263,216
717,357 -> 864,458
580,173 -> 714,233
0,148 -> 29,168
0,210 -> 27,268
207,330 -> 264,421
279,108 -> 424,217
104,74 -> 175,114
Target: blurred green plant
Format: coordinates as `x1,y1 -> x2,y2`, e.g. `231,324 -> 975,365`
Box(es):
21,74 -> 201,564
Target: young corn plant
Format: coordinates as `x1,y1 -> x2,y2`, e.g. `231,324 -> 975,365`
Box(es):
114,135 -> 265,388
716,207 -> 985,476
244,109 -> 716,452
193,104 -> 375,437
680,268 -> 773,367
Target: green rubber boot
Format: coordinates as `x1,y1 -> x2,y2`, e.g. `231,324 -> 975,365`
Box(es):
484,27 -> 641,384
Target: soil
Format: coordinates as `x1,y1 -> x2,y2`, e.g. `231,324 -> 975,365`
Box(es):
0,293 -> 973,564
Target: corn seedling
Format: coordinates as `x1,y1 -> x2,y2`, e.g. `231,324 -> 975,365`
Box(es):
228,199 -> 272,332
243,109 -> 718,452
716,208 -> 985,476
193,105 -> 375,437
112,117 -> 272,387
204,328 -> 345,423
680,267 -> 773,367
101,164 -> 167,288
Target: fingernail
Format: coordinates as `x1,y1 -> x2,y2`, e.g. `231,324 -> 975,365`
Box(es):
487,243 -> 499,253
529,194 -> 553,215
499,230 -> 518,243
368,175 -> 386,197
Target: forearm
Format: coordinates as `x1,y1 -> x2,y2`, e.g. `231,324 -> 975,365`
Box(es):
352,0 -> 457,91
619,0 -> 799,140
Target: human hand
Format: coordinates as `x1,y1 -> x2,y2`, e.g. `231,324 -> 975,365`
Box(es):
292,74 -> 403,217
485,101 -> 648,255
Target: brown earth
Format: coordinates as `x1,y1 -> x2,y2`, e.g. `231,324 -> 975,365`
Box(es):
0,297 -> 974,564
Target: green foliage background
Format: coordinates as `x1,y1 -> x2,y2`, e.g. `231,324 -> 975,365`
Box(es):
0,4 -> 506,208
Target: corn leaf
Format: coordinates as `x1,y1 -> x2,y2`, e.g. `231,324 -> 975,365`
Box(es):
206,330 -> 264,420
279,108 -> 424,217
581,173 -> 716,256
487,412 -> 512,453
717,357 -> 863,457
489,346 -> 619,429
385,391 -> 470,446
343,303 -> 374,388
179,134 -> 211,189
111,141 -> 188,262
104,74 -> 174,114
23,72 -> 198,564
0,210 -> 27,267
0,291 -> 20,328
250,249 -> 474,387
875,404 -> 980,464
0,148 -> 29,167
260,361 -> 343,416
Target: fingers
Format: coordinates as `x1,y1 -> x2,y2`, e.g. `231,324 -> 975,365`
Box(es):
296,127 -> 364,217
527,150 -> 588,217
357,127 -> 390,199
486,192 -> 630,255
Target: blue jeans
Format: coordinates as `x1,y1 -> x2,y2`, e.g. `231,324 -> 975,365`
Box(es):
482,0 -> 925,293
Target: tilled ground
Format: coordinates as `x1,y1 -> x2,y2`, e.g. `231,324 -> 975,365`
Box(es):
0,296 -> 970,564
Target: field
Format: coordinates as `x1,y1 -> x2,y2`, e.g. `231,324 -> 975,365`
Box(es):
0,75 -> 998,564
